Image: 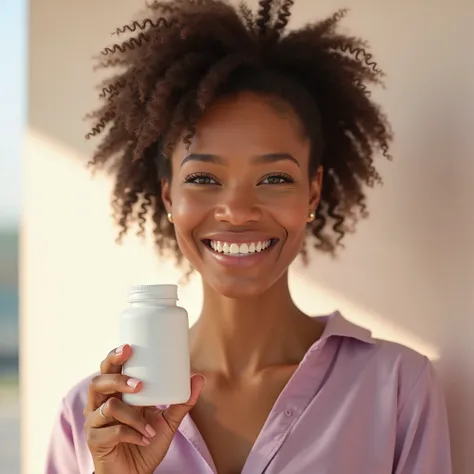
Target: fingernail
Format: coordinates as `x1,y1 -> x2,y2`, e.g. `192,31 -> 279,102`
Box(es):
142,436 -> 150,445
145,424 -> 156,437
193,374 -> 206,385
115,344 -> 125,354
127,378 -> 140,388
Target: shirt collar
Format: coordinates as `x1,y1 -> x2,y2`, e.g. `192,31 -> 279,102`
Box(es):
317,311 -> 375,345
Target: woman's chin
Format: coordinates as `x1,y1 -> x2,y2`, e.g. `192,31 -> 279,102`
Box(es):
207,277 -> 272,300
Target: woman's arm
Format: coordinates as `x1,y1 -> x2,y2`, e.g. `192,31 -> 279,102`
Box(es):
394,357 -> 452,474
45,398 -> 81,474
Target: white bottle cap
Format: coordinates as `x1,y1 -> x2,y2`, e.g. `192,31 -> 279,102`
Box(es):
128,284 -> 178,302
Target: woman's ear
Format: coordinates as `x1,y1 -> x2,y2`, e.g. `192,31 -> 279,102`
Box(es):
161,177 -> 172,213
309,166 -> 323,210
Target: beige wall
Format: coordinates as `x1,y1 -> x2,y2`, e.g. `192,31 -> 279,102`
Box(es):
24,1 -> 473,473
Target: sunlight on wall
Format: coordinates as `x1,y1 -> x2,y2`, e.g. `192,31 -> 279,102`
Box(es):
22,130 -> 205,472
289,273 -> 440,360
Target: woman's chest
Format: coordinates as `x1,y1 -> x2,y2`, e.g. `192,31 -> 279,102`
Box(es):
153,346 -> 400,474
156,384 -> 396,474
189,371 -> 295,474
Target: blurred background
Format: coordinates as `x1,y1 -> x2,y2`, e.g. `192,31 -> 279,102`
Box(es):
0,0 -> 24,472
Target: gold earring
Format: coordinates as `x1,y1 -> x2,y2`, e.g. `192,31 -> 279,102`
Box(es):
167,212 -> 173,224
307,211 -> 316,223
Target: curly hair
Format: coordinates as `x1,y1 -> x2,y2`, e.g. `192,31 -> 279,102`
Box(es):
86,0 -> 392,266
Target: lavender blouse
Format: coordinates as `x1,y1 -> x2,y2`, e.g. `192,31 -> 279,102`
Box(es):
46,312 -> 452,473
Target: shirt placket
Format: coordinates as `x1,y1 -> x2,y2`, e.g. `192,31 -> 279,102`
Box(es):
242,339 -> 340,474
176,337 -> 340,474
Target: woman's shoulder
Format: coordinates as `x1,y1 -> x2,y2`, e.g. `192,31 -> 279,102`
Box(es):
371,337 -> 430,369
324,312 -> 432,385
349,335 -> 441,413
334,326 -> 442,417
325,311 -> 437,399
371,338 -> 432,389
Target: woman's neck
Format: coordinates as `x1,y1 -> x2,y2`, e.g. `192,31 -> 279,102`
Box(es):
189,272 -> 324,379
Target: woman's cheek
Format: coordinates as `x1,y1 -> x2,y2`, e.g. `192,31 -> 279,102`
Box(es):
172,188 -> 213,219
267,194 -> 309,231
171,191 -> 215,255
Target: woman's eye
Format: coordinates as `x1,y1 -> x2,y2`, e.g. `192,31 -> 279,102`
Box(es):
260,174 -> 294,185
184,174 -> 217,185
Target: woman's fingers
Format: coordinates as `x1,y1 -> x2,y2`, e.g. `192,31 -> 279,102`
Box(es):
86,423 -> 151,449
87,397 -> 157,440
162,374 -> 205,432
85,373 -> 142,415
84,345 -> 136,414
90,373 -> 142,396
84,345 -> 204,459
100,344 -> 132,375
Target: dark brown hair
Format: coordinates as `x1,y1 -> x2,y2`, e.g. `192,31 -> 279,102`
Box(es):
86,0 -> 392,266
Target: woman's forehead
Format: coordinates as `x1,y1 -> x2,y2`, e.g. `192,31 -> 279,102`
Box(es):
175,93 -> 310,157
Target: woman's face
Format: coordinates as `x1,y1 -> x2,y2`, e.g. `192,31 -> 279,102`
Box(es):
162,92 -> 322,298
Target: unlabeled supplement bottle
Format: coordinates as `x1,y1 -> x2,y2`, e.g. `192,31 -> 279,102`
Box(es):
120,284 -> 190,406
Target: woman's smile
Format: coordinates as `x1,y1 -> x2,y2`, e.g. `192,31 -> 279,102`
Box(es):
201,234 -> 280,267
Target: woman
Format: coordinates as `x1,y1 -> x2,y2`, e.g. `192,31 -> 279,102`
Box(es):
46,1 -> 452,473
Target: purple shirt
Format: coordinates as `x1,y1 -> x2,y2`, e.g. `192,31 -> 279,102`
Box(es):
46,312 -> 452,473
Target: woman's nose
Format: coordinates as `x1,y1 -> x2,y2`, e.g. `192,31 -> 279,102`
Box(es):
214,187 -> 262,225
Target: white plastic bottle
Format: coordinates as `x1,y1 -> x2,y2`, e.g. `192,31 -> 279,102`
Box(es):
120,284 -> 190,406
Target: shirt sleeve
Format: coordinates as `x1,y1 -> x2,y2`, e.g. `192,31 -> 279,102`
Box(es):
394,357 -> 452,474
45,398 -> 81,474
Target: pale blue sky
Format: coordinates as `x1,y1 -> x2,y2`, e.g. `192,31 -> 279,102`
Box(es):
0,0 -> 25,230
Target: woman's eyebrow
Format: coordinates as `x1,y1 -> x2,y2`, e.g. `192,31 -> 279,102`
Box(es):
252,153 -> 300,167
180,153 -> 224,167
181,152 -> 300,167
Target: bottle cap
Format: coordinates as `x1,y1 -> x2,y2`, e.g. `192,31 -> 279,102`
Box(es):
128,284 -> 178,302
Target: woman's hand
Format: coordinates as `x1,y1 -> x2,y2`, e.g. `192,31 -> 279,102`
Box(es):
83,344 -> 204,474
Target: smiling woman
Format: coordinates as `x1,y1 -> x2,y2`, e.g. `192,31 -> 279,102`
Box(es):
45,1 -> 452,474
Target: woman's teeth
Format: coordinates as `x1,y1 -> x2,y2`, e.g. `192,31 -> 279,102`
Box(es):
209,240 -> 272,256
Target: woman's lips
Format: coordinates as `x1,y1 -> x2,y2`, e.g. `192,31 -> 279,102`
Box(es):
202,238 -> 279,267
206,239 -> 274,255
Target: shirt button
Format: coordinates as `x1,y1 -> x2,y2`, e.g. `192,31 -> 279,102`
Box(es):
285,409 -> 292,416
